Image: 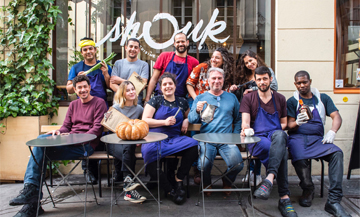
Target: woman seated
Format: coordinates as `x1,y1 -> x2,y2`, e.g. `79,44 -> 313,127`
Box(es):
108,81 -> 146,203
142,73 -> 198,205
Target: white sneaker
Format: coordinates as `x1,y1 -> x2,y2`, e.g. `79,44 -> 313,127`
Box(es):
123,175 -> 140,191
124,190 -> 146,203
242,171 -> 262,186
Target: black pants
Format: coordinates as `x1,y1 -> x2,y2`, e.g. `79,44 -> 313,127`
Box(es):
267,130 -> 290,197
292,151 -> 344,203
107,143 -> 136,178
81,141 -> 105,178
146,146 -> 198,193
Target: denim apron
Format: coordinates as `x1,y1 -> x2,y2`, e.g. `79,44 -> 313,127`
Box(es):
288,96 -> 341,162
248,93 -> 282,168
141,97 -> 198,164
155,54 -> 188,98
81,61 -> 108,107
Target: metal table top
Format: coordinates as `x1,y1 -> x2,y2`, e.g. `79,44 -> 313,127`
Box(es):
100,132 -> 168,145
193,133 -> 261,144
26,134 -> 97,147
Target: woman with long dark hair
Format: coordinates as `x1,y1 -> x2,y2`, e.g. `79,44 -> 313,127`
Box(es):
231,50 -> 278,102
186,47 -> 235,100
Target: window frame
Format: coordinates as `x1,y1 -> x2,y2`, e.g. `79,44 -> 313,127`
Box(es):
334,0 -> 360,94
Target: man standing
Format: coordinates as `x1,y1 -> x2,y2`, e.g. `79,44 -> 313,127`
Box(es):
188,67 -> 243,196
145,32 -> 199,101
240,66 -> 297,217
110,38 -> 149,106
10,75 -> 107,216
66,37 -> 112,183
287,71 -> 350,217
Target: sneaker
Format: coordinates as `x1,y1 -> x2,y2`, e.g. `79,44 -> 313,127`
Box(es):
324,201 -> 351,217
14,202 -> 44,217
242,171 -> 262,186
124,190 -> 146,203
123,175 -> 140,191
278,198 -> 298,217
253,179 -> 273,200
9,183 -> 39,206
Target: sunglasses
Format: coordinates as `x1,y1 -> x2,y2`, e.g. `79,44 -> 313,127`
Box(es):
217,96 -> 220,107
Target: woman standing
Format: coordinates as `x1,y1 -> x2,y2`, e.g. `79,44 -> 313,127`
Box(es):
231,50 -> 278,186
108,81 -> 146,204
231,50 -> 278,101
142,73 -> 198,205
186,47 -> 235,102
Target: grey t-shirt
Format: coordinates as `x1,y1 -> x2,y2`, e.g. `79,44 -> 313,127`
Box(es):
112,59 -> 149,105
112,104 -> 143,119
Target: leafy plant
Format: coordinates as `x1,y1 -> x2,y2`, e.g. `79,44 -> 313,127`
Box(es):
0,0 -> 61,121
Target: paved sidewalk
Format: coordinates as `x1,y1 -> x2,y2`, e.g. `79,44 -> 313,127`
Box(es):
0,175 -> 359,217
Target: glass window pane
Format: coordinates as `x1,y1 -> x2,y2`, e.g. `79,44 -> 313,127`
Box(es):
185,8 -> 192,16
336,0 -> 360,88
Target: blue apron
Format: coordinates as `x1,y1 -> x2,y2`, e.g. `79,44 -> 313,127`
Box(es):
141,97 -> 198,164
248,93 -> 283,168
155,54 -> 189,98
288,95 -> 341,162
81,61 -> 108,107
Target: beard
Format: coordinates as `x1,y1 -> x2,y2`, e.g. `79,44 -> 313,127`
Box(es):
258,84 -> 270,92
176,45 -> 187,54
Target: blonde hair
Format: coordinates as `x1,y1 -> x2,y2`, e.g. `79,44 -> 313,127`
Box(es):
113,81 -> 138,108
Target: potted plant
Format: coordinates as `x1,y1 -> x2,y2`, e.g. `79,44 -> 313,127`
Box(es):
0,0 -> 61,180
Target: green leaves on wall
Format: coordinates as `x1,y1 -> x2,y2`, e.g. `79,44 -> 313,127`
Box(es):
0,0 -> 61,120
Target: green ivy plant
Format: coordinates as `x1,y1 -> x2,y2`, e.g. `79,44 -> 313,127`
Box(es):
0,0 -> 61,121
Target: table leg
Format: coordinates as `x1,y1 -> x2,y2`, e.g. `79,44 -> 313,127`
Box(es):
123,161 -> 158,202
157,141 -> 161,217
201,142 -> 206,217
106,143 -> 114,217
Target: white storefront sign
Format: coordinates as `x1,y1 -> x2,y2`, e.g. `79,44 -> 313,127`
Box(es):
96,8 -> 229,50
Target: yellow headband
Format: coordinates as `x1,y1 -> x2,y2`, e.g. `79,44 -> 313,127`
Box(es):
79,40 -> 96,48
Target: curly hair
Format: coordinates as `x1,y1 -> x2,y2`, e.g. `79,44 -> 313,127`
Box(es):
235,50 -> 267,85
204,47 -> 235,89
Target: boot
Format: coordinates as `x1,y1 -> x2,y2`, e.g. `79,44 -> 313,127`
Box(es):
293,160 -> 315,206
299,189 -> 314,207
176,181 -> 186,197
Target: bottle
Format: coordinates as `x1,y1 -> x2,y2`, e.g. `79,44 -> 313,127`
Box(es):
299,99 -> 313,120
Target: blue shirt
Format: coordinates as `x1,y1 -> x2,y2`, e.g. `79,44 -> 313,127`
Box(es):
68,60 -> 112,103
188,91 -> 241,134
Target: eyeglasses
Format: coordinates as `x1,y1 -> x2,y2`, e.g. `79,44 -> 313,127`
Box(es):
217,96 -> 220,107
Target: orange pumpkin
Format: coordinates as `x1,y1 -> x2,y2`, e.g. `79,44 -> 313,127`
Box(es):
115,119 -> 149,140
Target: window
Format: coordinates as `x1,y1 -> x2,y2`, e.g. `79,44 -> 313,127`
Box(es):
53,0 -> 274,103
335,0 -> 360,92
173,0 -> 193,28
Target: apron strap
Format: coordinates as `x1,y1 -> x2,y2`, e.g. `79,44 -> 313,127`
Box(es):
257,92 -> 277,111
170,53 -> 187,64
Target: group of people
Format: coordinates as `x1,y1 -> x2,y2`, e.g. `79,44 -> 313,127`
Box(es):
9,33 -> 351,217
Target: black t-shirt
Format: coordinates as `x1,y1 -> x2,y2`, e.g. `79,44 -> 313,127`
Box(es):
147,95 -> 189,117
287,93 -> 338,118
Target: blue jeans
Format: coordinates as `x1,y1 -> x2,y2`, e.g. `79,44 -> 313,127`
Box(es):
24,134 -> 94,189
197,142 -> 244,186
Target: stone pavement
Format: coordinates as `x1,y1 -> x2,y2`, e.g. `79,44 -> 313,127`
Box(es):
0,175 -> 359,217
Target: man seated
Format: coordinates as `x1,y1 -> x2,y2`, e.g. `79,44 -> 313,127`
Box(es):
188,67 -> 243,196
240,66 -> 297,217
9,75 -> 107,216
287,70 -> 351,217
